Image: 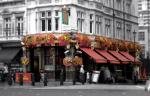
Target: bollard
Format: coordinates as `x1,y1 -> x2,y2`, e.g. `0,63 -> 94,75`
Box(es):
43,73 -> 48,86
31,73 -> 35,86
72,72 -> 76,85
89,72 -> 92,84
19,73 -> 23,86
60,69 -> 64,85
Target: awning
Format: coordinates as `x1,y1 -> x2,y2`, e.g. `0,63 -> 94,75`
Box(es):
108,51 -> 130,64
0,47 -> 21,63
119,52 -> 142,64
96,50 -> 120,64
80,48 -> 107,63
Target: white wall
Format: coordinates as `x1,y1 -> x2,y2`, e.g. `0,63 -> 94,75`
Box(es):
27,10 -> 36,34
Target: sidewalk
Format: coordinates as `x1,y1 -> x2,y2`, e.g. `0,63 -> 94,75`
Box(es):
0,81 -> 85,88
0,81 -> 146,90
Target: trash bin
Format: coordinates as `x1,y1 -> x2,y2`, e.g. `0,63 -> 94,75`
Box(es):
92,71 -> 100,83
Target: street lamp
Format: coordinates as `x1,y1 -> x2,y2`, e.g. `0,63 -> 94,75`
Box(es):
133,30 -> 136,64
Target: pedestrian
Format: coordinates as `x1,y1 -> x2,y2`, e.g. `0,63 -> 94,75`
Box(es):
40,69 -> 44,82
7,71 -> 13,86
104,67 -> 111,83
133,70 -> 138,84
79,65 -> 85,84
86,72 -> 90,83
3,64 -> 8,82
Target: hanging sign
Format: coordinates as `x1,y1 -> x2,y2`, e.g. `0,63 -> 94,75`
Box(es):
21,57 -> 29,65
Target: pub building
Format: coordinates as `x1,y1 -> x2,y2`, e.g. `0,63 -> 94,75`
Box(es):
22,32 -> 143,83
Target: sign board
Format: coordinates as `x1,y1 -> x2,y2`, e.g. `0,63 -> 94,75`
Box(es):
16,73 -> 31,83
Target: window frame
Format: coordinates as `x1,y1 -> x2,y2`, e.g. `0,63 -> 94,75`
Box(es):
40,11 -> 53,32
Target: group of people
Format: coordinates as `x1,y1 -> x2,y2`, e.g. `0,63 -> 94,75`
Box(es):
76,65 -> 113,84
78,66 -> 113,84
0,64 -> 17,85
0,64 -> 9,82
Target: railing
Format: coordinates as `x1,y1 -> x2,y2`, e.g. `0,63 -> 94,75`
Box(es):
0,27 -> 24,40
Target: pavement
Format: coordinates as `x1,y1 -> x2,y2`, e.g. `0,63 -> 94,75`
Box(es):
0,81 -> 146,90
0,82 -> 149,96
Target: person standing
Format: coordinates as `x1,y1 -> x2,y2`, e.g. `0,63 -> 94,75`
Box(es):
133,70 -> 138,84
3,64 -> 8,82
79,65 -> 85,84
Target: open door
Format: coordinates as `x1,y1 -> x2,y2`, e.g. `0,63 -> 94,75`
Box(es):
34,56 -> 40,82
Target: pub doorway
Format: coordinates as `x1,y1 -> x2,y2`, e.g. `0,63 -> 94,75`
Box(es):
34,56 -> 40,82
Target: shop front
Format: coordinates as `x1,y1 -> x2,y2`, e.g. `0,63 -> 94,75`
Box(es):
22,32 -> 142,83
0,41 -> 22,71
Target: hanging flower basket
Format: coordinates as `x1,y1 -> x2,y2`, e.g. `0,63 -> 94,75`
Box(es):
35,34 -> 46,45
23,35 -> 35,48
73,56 -> 83,66
45,33 -> 56,46
63,57 -> 73,67
95,36 -> 112,50
76,34 -> 90,47
58,33 -> 71,46
108,39 -> 117,50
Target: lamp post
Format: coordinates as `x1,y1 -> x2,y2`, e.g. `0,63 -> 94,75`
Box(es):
147,0 -> 150,75
133,30 -> 139,84
133,30 -> 136,65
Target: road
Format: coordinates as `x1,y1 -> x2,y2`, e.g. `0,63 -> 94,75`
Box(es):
0,84 -> 149,96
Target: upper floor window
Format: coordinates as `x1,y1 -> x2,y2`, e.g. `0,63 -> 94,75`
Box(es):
116,21 -> 122,39
105,0 -> 111,7
41,12 -> 45,17
16,16 -> 23,36
55,10 -> 59,31
4,17 -> 11,37
126,3 -> 131,13
55,0 -> 59,3
116,0 -> 121,10
78,0 -> 84,5
89,14 -> 94,34
95,15 -> 102,35
40,11 -> 52,32
77,11 -> 85,32
105,19 -> 111,37
39,0 -> 52,4
138,32 -> 145,41
126,24 -> 132,40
